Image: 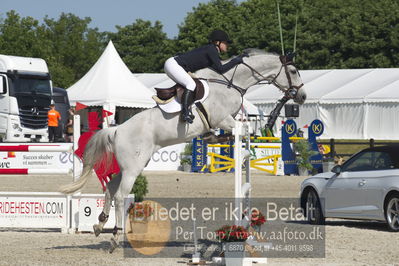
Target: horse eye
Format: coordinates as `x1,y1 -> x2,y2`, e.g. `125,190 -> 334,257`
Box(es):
290,70 -> 297,75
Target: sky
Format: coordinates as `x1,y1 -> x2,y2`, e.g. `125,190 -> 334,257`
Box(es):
1,0 -> 239,38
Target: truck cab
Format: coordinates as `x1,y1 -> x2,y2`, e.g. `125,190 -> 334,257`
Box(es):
0,54 -> 52,142
52,87 -> 71,141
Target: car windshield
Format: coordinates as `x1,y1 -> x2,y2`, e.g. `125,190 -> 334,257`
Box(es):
12,77 -> 51,96
343,151 -> 396,172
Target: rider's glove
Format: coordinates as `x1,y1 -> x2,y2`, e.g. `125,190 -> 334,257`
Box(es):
234,52 -> 249,64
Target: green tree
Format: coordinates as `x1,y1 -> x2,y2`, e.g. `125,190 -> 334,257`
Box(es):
0,11 -> 105,88
42,13 -> 106,87
177,0 -> 241,57
108,19 -> 175,73
296,0 -> 399,69
177,0 -> 304,57
0,10 -> 45,57
177,0 -> 399,69
234,0 -> 301,54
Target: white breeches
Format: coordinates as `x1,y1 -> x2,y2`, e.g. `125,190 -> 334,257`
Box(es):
164,57 -> 196,91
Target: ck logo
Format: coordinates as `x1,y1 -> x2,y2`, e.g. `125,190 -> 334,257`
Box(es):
310,119 -> 324,137
285,120 -> 297,135
312,124 -> 322,135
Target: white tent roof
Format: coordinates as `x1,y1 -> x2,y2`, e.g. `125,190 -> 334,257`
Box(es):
364,77 -> 399,103
134,73 -> 170,91
319,69 -> 399,104
244,68 -> 399,140
245,68 -> 399,104
67,41 -> 154,108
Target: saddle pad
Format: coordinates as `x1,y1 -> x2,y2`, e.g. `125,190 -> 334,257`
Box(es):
156,79 -> 209,113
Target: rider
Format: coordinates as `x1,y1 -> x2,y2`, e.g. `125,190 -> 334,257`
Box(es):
164,30 -> 246,124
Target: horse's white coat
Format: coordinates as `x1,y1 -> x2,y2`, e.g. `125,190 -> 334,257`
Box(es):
60,51 -> 306,251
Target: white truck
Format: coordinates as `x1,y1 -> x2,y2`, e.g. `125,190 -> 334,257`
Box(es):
0,54 -> 53,142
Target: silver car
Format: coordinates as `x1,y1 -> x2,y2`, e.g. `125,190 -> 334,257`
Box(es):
300,145 -> 399,231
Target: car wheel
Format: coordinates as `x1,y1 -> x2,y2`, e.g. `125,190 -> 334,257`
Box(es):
305,189 -> 325,225
385,194 -> 399,232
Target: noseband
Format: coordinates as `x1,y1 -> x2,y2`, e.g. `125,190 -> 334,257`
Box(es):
241,55 -> 303,98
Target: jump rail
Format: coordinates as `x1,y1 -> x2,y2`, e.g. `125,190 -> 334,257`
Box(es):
0,145 -> 72,152
0,169 -> 71,175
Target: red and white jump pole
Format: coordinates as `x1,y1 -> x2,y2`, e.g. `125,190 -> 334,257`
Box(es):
0,145 -> 72,152
0,116 -> 81,176
0,168 -> 71,175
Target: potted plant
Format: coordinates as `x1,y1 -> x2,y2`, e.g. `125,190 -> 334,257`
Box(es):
130,173 -> 148,203
215,225 -> 249,266
127,173 -> 150,233
318,144 -> 335,172
294,139 -> 318,176
180,143 -> 193,172
127,201 -> 153,234
250,209 -> 266,233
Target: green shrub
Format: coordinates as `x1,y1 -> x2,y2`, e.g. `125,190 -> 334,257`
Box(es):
294,139 -> 318,171
180,143 -> 193,165
130,173 -> 148,202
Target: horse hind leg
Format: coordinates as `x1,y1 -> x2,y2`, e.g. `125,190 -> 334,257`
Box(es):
93,173 -> 121,237
109,154 -> 153,253
109,171 -> 141,253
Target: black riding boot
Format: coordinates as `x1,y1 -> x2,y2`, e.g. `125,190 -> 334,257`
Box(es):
182,89 -> 195,124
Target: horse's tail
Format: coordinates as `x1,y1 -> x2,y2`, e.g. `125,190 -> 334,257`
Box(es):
60,127 -> 117,194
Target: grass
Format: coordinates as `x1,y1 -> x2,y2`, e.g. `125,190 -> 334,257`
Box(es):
319,139 -> 399,160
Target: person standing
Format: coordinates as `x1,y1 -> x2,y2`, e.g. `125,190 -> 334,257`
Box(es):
65,108 -> 75,142
48,104 -> 61,142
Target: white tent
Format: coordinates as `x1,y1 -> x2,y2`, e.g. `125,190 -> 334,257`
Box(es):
67,41 -> 155,125
245,68 -> 399,140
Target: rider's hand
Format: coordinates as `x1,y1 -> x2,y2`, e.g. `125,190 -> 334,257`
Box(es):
241,51 -> 250,58
234,52 -> 249,64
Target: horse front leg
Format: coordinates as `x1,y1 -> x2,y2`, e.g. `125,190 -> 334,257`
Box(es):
203,115 -> 236,143
216,115 -> 236,132
93,173 -> 121,237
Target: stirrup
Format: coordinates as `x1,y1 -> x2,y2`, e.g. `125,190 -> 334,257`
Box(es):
182,112 -> 195,124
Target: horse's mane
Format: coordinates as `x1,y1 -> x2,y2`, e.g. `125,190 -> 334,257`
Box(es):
196,48 -> 278,77
243,48 -> 278,57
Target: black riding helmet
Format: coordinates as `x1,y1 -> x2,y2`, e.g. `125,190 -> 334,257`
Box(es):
208,30 -> 233,44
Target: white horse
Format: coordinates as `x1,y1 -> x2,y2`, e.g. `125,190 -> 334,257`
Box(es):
60,49 -> 306,252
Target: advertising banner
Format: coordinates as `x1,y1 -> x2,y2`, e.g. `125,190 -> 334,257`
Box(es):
0,193 -> 67,228
144,143 -> 185,171
72,194 -> 134,231
0,143 -> 73,170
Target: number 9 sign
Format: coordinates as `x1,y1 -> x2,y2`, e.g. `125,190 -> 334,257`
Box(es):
78,198 -> 97,232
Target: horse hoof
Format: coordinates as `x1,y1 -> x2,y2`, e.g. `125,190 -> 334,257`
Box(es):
93,224 -> 102,237
109,238 -> 118,253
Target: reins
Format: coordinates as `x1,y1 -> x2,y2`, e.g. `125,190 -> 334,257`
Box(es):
207,55 -> 303,98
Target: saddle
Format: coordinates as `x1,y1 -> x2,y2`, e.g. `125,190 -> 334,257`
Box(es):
154,78 -> 205,105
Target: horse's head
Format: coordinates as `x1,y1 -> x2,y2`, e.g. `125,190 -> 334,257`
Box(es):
242,49 -> 306,105
275,52 -> 306,104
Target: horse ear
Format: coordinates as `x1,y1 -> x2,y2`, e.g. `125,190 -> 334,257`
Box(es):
286,51 -> 296,62
280,52 -> 296,64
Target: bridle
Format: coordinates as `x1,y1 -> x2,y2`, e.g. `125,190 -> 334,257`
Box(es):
208,54 -> 304,99
273,55 -> 304,98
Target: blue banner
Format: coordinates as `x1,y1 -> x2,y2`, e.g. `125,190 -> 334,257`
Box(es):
191,136 -> 207,172
282,119 -> 297,175
308,119 -> 324,173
